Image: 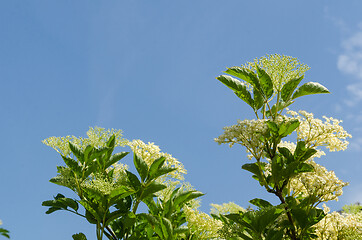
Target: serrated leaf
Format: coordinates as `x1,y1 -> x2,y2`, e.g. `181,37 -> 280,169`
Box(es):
105,152 -> 129,169
294,141 -> 317,162
234,86 -> 254,109
292,82 -> 330,99
109,186 -> 134,199
267,121 -> 279,135
279,119 -> 300,137
256,66 -> 274,99
148,156 -> 166,180
106,135 -> 116,148
278,147 -> 294,163
149,166 -> 176,180
61,155 -> 82,176
296,163 -> 314,173
173,190 -> 204,207
126,170 -> 141,191
242,163 -> 260,176
79,200 -> 101,222
281,76 -> 303,102
249,198 -> 273,209
133,153 -> 148,182
216,74 -> 246,91
0,228 -> 10,239
224,67 -> 259,86
253,88 -> 264,110
45,206 -> 62,214
83,145 -> 94,164
69,142 -> 84,162
140,182 -> 167,200
72,232 -> 87,240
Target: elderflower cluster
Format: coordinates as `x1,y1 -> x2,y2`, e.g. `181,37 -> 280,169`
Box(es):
315,204 -> 362,239
43,127 -> 127,156
127,140 -> 186,180
184,206 -> 223,239
215,119 -> 268,160
289,160 -> 348,203
210,202 -> 245,216
287,110 -> 352,151
81,175 -> 116,196
242,54 -> 310,91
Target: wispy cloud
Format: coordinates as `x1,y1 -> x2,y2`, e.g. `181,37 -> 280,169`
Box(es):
337,26 -> 362,106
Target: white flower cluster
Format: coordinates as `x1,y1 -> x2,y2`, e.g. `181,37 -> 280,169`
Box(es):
43,127 -> 127,156
127,140 -> 186,180
242,54 -> 310,91
210,202 -> 245,216
81,175 -> 116,196
215,119 -> 268,160
184,206 -> 223,239
287,110 -> 352,151
315,204 -> 362,239
289,160 -> 348,203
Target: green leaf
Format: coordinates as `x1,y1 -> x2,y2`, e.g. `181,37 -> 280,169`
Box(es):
110,186 -> 134,200
141,182 -> 167,199
106,135 -> 116,148
224,67 -> 259,86
253,88 -> 264,110
79,200 -> 101,222
249,198 -> 273,209
266,121 -> 279,135
69,142 -> 84,162
42,194 -> 79,213
85,209 -> 97,224
234,86 -> 254,109
256,66 -> 274,99
149,166 -> 177,180
160,217 -> 173,239
133,153 -> 149,182
83,145 -> 94,164
148,156 -> 166,180
72,232 -> 87,240
278,119 -> 300,137
296,163 -> 314,173
216,74 -> 246,92
278,147 -> 294,163
294,141 -> 317,162
45,206 -> 62,214
61,155 -> 82,176
126,170 -> 141,191
292,82 -> 330,100
271,155 -> 283,184
105,152 -> 129,169
114,196 -> 132,213
281,76 -> 303,102
173,190 -> 204,207
242,163 -> 260,176
0,228 -> 10,239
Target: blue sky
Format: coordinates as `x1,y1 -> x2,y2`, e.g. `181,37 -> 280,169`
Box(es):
1,1 -> 362,239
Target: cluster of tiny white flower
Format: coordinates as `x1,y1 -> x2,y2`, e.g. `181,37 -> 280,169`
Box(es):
127,139 -> 186,180
289,160 -> 348,203
81,176 -> 115,196
184,206 -> 223,239
315,204 -> 362,239
242,54 -> 310,91
214,119 -> 268,160
42,127 -> 127,156
287,110 -> 352,151
210,202 -> 245,216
